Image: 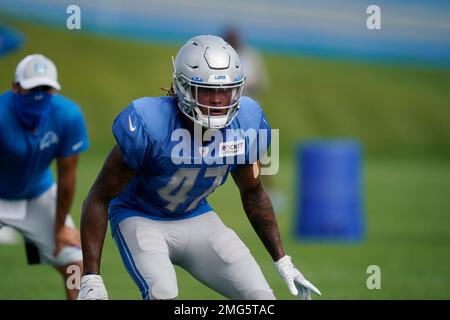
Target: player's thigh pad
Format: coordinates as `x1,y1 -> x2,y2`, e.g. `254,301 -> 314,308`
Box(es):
115,216 -> 178,300
1,185 -> 82,266
182,212 -> 275,300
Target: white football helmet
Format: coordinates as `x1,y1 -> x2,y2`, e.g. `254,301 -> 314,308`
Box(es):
172,35 -> 245,129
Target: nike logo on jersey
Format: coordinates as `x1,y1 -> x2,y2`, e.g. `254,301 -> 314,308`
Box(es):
129,115 -> 137,132
72,140 -> 84,151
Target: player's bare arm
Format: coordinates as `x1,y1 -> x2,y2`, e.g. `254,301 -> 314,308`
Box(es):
54,154 -> 80,256
231,161 -> 285,262
81,145 -> 134,274
232,161 -> 321,299
78,145 -> 134,299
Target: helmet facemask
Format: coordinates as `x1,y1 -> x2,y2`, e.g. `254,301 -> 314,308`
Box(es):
174,72 -> 244,129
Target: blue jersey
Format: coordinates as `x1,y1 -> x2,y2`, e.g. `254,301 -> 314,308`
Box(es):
0,91 -> 89,199
109,96 -> 271,229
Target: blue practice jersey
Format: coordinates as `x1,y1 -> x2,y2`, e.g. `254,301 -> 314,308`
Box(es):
0,91 -> 89,199
109,96 -> 271,229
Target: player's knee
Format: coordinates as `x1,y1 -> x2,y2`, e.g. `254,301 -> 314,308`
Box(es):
149,281 -> 178,300
245,289 -> 276,300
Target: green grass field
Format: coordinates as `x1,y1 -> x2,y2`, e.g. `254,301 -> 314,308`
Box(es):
0,17 -> 449,299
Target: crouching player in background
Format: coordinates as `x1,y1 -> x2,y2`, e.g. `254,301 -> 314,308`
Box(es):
78,36 -> 320,300
0,54 -> 89,299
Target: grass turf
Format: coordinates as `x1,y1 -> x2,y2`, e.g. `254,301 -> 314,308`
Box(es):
1,156 -> 449,299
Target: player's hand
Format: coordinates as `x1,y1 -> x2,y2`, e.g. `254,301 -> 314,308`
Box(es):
77,275 -> 108,300
54,225 -> 81,256
274,255 -> 321,300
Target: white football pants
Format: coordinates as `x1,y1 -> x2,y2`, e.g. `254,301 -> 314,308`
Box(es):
114,211 -> 275,300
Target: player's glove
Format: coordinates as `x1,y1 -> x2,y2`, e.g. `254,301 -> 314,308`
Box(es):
274,255 -> 321,300
77,274 -> 108,300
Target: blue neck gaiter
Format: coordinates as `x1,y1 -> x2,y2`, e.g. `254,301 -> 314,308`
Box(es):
13,91 -> 52,130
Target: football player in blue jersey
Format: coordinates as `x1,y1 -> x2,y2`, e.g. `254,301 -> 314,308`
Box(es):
0,54 -> 90,299
78,35 -> 320,300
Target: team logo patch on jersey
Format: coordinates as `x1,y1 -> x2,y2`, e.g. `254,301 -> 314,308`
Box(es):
219,139 -> 245,157
40,131 -> 59,150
